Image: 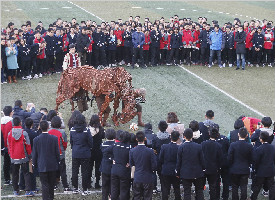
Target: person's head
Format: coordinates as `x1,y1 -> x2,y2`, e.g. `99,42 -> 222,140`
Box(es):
14,100 -> 23,108
209,126 -> 219,139
47,110 -> 57,121
35,31 -> 41,39
205,110 -> 214,120
51,116 -> 62,129
69,44 -> 76,54
20,39 -> 26,46
144,123 -> 152,130
68,110 -> 82,127
96,26 -> 101,33
40,120 -> 49,132
171,131 -> 180,142
25,117 -> 33,129
105,129 -> 116,140
116,130 -> 124,141
3,106 -> 13,116
260,131 -> 269,143
238,127 -> 248,139
74,113 -> 87,127
81,27 -> 87,34
226,25 -> 231,33
167,112 -> 179,123
89,114 -> 101,128
234,119 -> 244,130
238,25 -> 244,32
189,120 -> 199,132
136,25 -> 142,32
206,24 -> 211,31
214,24 -> 219,32
261,117 -> 272,128
48,28 -> 54,37
183,128 -> 193,140
158,120 -> 168,132
40,108 -> 48,115
136,131 -> 145,143
13,117 -> 22,126
119,131 -> 130,143
9,37 -> 15,45
257,27 -> 262,34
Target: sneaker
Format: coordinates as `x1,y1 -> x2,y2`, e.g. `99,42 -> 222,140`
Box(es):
166,63 -> 172,66
223,63 -> 226,68
54,185 -> 58,190
208,65 -> 212,68
242,68 -> 245,70
262,63 -> 265,67
4,180 -> 11,185
73,188 -> 81,194
268,63 -> 272,67
94,183 -> 101,189
39,73 -> 43,78
118,62 -> 123,66
33,74 -> 39,79
219,65 -> 223,68
127,63 -> 131,67
13,191 -> 20,196
22,76 -> 26,80
135,63 -> 139,68
236,67 -> 240,70
256,64 -> 259,68
112,64 -> 117,67
64,188 -> 73,194
82,190 -> 92,196
229,64 -> 233,68
262,190 -> 269,197
25,191 -> 35,197
121,60 -> 125,65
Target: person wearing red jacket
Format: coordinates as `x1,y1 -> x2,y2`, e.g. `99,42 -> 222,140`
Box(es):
33,31 -> 46,78
114,23 -> 124,65
246,29 -> 256,67
1,106 -> 13,185
7,117 -> 33,196
86,27 -> 94,66
182,23 -> 193,66
160,29 -> 168,65
143,29 -> 151,67
263,25 -> 274,67
192,24 -> 201,65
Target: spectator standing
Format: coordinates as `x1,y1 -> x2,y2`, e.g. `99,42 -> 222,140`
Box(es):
13,100 -> 35,129
76,27 -> 90,65
235,25 -> 247,70
132,25 -> 145,68
5,37 -> 19,83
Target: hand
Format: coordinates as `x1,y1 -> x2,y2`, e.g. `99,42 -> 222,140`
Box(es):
137,45 -> 140,48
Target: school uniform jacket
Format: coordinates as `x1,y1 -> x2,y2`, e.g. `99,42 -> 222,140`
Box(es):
198,30 -> 210,48
129,144 -> 157,184
92,31 -> 106,50
216,135 -> 230,168
252,33 -> 264,50
159,142 -> 179,176
100,140 -> 115,175
228,140 -> 253,174
44,35 -> 57,56
150,30 -> 162,48
122,31 -> 133,47
170,33 -> 182,49
176,141 -> 205,179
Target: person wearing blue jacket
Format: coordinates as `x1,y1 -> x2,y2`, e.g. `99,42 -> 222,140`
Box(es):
132,25 -> 145,68
70,113 -> 93,196
13,100 -> 35,129
208,24 -> 224,68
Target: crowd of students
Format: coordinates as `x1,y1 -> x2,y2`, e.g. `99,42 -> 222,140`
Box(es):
1,15 -> 274,83
1,100 -> 275,199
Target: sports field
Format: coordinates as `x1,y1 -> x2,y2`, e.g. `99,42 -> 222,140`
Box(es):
1,1 -> 275,199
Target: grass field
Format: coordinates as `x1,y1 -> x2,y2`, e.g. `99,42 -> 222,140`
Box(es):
1,1 -> 275,199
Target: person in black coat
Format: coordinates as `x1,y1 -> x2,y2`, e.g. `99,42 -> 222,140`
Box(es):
235,25 -> 247,70
159,131 -> 181,200
104,131 -> 132,200
167,28 -> 181,65
228,127 -> 253,200
76,27 -> 90,65
150,26 -> 161,66
198,24 -> 211,65
144,123 -> 155,148
201,126 -> 223,200
130,131 -> 157,200
92,26 -> 107,68
100,129 -> 116,200
54,28 -> 64,72
106,30 -> 117,67
176,128 -> 205,200
88,115 -> 105,189
222,26 -> 234,67
250,131 -> 275,200
18,39 -> 31,79
252,27 -> 264,67
122,25 -> 133,66
32,121 -> 60,200
229,119 -> 250,143
44,28 -> 57,73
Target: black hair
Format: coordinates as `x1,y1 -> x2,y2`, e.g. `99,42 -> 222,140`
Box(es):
144,123 -> 152,130
260,131 -> 269,142
89,114 -> 101,128
25,117 -> 33,129
40,120 -> 49,132
13,117 -> 21,126
184,128 -> 193,140
116,129 -> 124,140
74,113 -> 86,127
238,115 -> 245,120
48,28 -> 53,32
136,131 -> 145,142
14,100 -> 22,107
130,132 -> 137,143
171,131 -> 180,142
40,108 -> 48,112
105,129 -> 116,140
239,127 -> 248,138
119,131 -> 130,143
234,119 -> 244,129
68,110 -> 81,129
158,120 -> 168,132
206,110 -> 214,119
3,106 -> 13,116
47,110 -> 57,121
210,127 -> 219,139
51,116 -> 62,129
189,120 -> 199,132
261,117 -> 272,127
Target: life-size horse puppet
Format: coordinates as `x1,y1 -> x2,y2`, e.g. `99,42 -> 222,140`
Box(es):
55,66 -> 137,126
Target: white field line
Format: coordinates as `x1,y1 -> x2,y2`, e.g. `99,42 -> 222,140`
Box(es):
68,1 -> 104,21
132,6 -> 141,8
178,66 -> 265,117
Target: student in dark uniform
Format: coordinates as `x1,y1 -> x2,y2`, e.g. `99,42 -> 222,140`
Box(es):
176,128 -> 205,200
201,126 -> 223,200
228,119 -> 250,143
44,28 -> 57,74
250,131 -> 275,200
228,127 -> 253,200
159,131 -> 181,200
129,131 -> 157,200
199,110 -> 217,141
100,129 -> 116,200
92,26 -> 107,68
150,26 -> 161,66
167,28 -> 181,65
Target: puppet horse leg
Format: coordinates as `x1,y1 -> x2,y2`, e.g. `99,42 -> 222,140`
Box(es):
70,99 -> 75,111
112,94 -> 120,126
99,95 -> 112,126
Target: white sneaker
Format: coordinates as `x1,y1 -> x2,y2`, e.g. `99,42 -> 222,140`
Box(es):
223,63 -> 226,68
33,74 -> 39,79
135,63 -> 139,68
82,190 -> 92,196
22,76 -> 26,80
268,63 -> 272,67
127,63 -> 131,67
219,65 -> 223,68
229,64 -> 232,68
262,190 -> 269,197
118,62 -> 123,66
39,73 -> 43,78
208,65 -> 212,68
112,64 -> 117,67
121,60 -> 125,65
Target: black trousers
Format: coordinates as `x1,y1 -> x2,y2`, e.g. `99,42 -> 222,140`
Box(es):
40,171 -> 56,200
124,46 -> 132,64
108,50 -> 116,65
94,48 -> 107,67
55,52 -> 64,72
168,48 -> 179,64
102,173 -> 111,200
12,162 -> 31,192
3,152 -> 11,181
205,173 -> 218,200
132,48 -> 144,67
90,153 -> 102,184
200,46 -> 210,64
150,46 -> 160,66
111,174 -> 131,200
72,158 -> 90,191
191,48 -> 200,64
46,55 -> 55,72
86,52 -> 93,66
133,181 -> 153,200
222,48 -> 234,64
231,174 -> 249,200
116,46 -> 123,63
251,176 -> 275,200
160,49 -> 167,64
216,167 -> 230,200
56,158 -> 69,188
264,49 -> 273,64
7,69 -> 16,76
35,58 -> 45,74
30,56 -> 37,74
252,49 -> 263,64
246,48 -> 253,64
182,48 -> 191,64
20,60 -> 31,77
182,177 -> 204,200
161,175 -> 181,200
144,50 -> 149,65
78,51 -> 87,66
